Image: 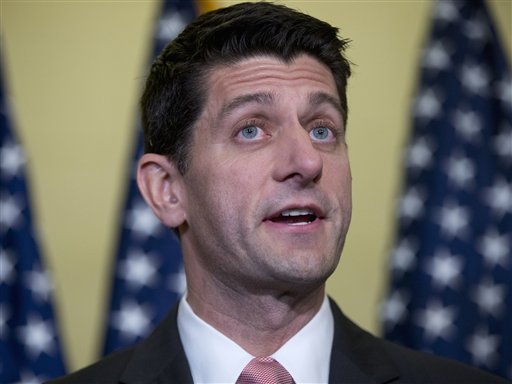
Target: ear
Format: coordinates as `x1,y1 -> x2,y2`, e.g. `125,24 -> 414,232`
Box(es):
137,153 -> 186,229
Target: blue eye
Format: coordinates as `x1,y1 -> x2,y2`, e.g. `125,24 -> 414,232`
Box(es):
236,122 -> 268,141
310,126 -> 332,141
240,126 -> 259,139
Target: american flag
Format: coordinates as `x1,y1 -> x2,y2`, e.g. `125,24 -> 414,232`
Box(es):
381,0 -> 511,380
0,63 -> 67,382
101,0 -> 203,356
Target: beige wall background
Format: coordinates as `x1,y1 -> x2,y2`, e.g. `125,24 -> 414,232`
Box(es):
2,0 -> 511,373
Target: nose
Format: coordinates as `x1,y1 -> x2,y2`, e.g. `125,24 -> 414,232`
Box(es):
272,124 -> 323,186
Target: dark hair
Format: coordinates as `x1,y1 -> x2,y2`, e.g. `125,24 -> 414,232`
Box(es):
141,1 -> 351,174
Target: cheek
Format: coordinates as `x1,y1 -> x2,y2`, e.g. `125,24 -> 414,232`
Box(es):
326,155 -> 351,190
186,163 -> 244,222
341,168 -> 352,211
218,155 -> 265,190
326,158 -> 352,222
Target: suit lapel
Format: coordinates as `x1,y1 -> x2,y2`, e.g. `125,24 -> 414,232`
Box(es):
329,299 -> 400,384
119,304 -> 194,384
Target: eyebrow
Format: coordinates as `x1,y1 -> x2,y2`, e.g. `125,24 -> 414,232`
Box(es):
217,90 -> 344,122
308,91 -> 344,118
219,92 -> 275,119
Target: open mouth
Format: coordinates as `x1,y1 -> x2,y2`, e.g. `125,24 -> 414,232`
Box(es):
268,208 -> 319,226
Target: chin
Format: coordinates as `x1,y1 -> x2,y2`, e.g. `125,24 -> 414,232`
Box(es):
278,261 -> 337,288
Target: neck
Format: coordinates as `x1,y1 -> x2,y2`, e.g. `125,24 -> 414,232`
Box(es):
186,280 -> 325,357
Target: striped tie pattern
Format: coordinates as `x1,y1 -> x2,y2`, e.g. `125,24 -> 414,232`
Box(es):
236,357 -> 295,384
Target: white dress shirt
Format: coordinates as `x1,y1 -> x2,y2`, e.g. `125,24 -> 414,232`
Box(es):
177,294 -> 334,384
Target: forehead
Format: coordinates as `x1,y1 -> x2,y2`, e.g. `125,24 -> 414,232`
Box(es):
205,54 -> 339,105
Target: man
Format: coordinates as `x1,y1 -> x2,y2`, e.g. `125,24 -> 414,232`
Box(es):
50,2 -> 508,383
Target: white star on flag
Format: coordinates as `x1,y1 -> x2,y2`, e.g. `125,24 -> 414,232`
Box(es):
466,327 -> 499,368
414,88 -> 442,121
483,177 -> 512,217
415,301 -> 457,342
460,62 -> 489,95
381,290 -> 410,329
471,277 -> 505,317
422,41 -> 451,72
125,199 -> 161,238
112,300 -> 153,341
0,139 -> 25,178
17,316 -> 56,359
445,152 -> 475,188
0,193 -> 23,232
399,187 -> 425,222
436,201 -> 470,239
425,249 -> 463,290
478,229 -> 509,268
390,238 -> 418,276
434,0 -> 459,23
24,268 -> 53,303
463,15 -> 488,42
118,249 -> 158,288
452,108 -> 482,141
157,12 -> 188,41
407,136 -> 435,170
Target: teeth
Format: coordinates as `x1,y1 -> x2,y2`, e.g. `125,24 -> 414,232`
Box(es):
280,209 -> 313,217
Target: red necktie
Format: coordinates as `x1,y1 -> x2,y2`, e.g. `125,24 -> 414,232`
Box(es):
236,357 -> 295,384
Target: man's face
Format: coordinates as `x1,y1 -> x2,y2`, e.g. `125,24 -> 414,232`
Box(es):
179,54 -> 352,293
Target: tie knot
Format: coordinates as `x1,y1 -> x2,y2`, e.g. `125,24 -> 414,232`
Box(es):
236,357 -> 295,384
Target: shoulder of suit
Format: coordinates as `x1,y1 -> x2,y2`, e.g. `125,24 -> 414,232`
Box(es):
44,347 -> 135,384
378,338 -> 510,384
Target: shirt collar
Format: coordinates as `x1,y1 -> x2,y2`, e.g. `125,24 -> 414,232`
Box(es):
177,294 -> 334,384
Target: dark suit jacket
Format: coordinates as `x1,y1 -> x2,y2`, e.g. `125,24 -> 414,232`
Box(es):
49,299 -> 509,383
